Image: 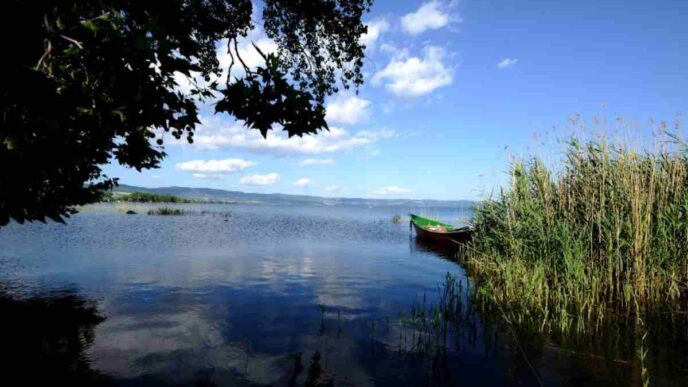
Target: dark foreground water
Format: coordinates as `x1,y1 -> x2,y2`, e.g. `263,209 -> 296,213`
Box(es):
0,203 -> 686,386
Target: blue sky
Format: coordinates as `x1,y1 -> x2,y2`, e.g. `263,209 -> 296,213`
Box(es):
104,0 -> 688,200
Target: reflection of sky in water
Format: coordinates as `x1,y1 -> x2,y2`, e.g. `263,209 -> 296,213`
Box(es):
1,203 -> 685,385
0,204 -> 474,385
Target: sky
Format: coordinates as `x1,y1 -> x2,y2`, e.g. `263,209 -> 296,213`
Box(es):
103,0 -> 688,201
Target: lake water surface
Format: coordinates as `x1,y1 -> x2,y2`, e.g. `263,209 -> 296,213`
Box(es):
0,203 -> 686,386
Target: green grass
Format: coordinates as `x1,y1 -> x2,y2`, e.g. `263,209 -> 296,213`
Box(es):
463,129 -> 688,335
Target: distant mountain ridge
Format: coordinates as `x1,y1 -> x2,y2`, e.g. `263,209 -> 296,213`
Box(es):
115,184 -> 475,208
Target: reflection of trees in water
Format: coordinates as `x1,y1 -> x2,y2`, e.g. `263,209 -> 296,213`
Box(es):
405,241 -> 688,386
0,289 -> 110,385
2,269 -> 683,386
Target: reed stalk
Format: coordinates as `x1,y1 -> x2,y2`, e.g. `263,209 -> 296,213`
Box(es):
464,128 -> 688,335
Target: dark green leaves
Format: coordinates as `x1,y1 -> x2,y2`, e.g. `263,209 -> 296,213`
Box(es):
263,0 -> 372,102
215,53 -> 328,138
0,0 -> 370,225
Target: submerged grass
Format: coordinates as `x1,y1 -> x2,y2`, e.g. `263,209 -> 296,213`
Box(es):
396,272 -> 688,385
401,273 -> 471,355
147,207 -> 186,216
463,125 -> 688,335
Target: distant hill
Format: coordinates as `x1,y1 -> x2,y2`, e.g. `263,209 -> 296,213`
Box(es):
114,184 -> 475,208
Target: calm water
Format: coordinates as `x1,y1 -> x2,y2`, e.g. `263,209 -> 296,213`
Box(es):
0,203 -> 686,386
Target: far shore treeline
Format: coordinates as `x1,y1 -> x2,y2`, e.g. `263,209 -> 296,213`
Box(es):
101,191 -> 205,204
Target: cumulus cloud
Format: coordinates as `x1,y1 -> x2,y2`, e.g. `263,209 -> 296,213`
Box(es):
326,96 -> 371,125
239,173 -> 279,186
360,19 -> 390,49
175,158 -> 255,173
497,58 -> 519,69
401,1 -> 457,35
184,115 -> 394,156
372,46 -> 453,97
293,178 -> 311,187
374,186 -> 412,195
299,158 -> 335,166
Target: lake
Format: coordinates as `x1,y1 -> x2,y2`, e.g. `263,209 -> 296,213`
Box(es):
0,203 -> 686,386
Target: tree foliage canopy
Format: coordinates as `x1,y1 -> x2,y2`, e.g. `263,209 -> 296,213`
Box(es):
0,0 -> 371,225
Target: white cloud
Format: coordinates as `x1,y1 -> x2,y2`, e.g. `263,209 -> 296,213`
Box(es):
218,36 -> 278,82
374,186 -> 412,195
299,158 -> 335,166
174,28 -> 278,92
360,19 -> 390,49
324,185 -> 344,193
401,1 -> 457,35
185,115 -> 394,156
497,58 -> 519,69
173,71 -> 197,94
192,173 -> 227,180
293,178 -> 311,187
380,43 -> 405,56
372,46 -> 453,97
239,173 -> 279,186
326,96 -> 371,125
175,158 -> 255,173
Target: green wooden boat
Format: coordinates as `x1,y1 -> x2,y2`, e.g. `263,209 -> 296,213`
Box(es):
409,214 -> 473,245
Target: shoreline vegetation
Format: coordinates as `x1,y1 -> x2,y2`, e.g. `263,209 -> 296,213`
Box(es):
461,128 -> 688,337
100,191 -> 234,204
97,191 -> 237,216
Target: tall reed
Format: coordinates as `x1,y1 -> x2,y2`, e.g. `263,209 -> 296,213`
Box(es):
464,130 -> 688,334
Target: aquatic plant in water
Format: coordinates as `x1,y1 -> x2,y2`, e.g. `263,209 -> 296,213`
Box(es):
463,120 -> 688,336
146,207 -> 186,216
397,273 -> 476,356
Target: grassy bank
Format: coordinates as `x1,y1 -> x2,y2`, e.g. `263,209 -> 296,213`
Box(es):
463,131 -> 688,334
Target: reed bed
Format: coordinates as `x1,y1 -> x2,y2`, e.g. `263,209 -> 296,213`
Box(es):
463,131 -> 688,335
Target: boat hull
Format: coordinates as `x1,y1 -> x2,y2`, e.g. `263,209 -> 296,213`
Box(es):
411,221 -> 472,246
